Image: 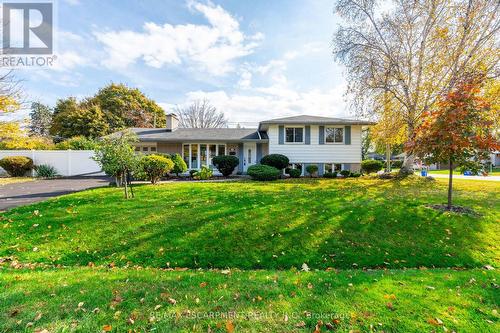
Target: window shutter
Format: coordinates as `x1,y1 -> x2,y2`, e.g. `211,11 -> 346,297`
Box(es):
344,125 -> 351,145
305,126 -> 310,145
278,125 -> 284,145
319,126 -> 325,144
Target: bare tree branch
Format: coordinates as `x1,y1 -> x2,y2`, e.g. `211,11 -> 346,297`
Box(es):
174,99 -> 228,128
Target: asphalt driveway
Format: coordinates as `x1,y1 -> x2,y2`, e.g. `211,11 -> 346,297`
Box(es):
0,176 -> 110,211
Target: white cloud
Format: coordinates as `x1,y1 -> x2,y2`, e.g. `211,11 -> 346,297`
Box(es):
165,44 -> 351,124
165,82 -> 349,125
94,1 -> 262,76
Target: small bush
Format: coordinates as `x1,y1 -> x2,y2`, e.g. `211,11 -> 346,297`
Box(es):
260,154 -> 289,170
350,172 -> 361,178
0,156 -> 34,177
189,169 -> 197,178
195,166 -> 213,180
55,136 -> 99,150
361,160 -> 384,174
305,164 -> 318,177
212,155 -> 239,177
139,154 -> 174,184
170,153 -> 188,176
323,171 -> 337,178
247,164 -> 280,181
340,170 -> 351,177
287,168 -> 301,178
35,164 -> 58,178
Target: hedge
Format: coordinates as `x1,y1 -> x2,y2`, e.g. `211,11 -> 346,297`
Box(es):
247,164 -> 281,181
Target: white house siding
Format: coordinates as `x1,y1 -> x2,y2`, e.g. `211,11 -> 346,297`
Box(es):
267,124 -> 362,164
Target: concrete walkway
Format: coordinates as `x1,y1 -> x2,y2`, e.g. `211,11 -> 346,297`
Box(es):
0,176 -> 110,211
428,173 -> 500,181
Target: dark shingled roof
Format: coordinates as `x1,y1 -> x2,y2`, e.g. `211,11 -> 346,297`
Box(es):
258,115 -> 374,128
116,128 -> 268,142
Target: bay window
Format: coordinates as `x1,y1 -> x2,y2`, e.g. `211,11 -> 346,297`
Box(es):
182,143 -> 228,170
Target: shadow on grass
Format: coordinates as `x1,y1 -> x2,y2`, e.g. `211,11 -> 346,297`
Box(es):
1,179 -> 497,270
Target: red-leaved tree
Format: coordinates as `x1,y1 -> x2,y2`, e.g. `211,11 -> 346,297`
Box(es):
407,74 -> 500,210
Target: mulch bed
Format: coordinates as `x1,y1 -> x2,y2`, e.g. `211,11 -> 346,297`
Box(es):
427,204 -> 480,216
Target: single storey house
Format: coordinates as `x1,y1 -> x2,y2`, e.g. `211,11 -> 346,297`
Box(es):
118,114 -> 373,175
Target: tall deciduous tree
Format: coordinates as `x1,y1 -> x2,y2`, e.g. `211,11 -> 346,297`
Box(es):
333,0 -> 500,172
175,99 -> 227,128
370,93 -> 407,171
90,83 -> 165,130
0,121 -> 54,149
407,74 -> 500,210
50,98 -> 109,139
29,102 -> 53,137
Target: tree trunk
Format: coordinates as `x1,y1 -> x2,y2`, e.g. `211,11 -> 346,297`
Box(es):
401,153 -> 415,173
123,172 -> 129,199
401,123 -> 415,173
447,159 -> 453,210
386,143 -> 391,172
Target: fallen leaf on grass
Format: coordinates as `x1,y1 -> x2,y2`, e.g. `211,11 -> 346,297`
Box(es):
102,325 -> 112,332
295,321 -> 306,328
314,320 -> 323,333
225,320 -> 234,333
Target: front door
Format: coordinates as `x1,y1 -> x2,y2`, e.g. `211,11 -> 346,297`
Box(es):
243,142 -> 257,172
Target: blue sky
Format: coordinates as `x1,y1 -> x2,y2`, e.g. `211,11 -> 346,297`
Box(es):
5,0 -> 348,126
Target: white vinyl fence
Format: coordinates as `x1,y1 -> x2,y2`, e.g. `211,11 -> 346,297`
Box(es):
0,150 -> 104,177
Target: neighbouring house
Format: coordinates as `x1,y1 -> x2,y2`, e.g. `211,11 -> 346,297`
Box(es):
113,114 -> 374,175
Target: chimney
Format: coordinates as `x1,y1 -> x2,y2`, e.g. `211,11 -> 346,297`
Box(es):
165,113 -> 179,132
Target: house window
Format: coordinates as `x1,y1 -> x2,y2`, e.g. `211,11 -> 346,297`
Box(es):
142,146 -> 149,152
325,163 -> 343,172
135,146 -> 140,152
182,143 -> 227,170
218,144 -> 226,156
209,145 -> 216,167
200,144 -> 207,167
150,146 -> 156,152
325,127 -> 344,143
288,163 -> 303,175
285,127 -> 304,143
191,144 -> 198,169
183,144 -> 190,167
247,149 -> 252,164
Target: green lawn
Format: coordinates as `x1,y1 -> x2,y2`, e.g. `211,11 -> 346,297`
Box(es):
0,178 -> 499,332
1,178 -> 498,270
0,267 -> 498,332
427,167 -> 500,176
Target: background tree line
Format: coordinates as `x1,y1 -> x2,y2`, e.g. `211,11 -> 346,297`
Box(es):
1,83 -> 166,150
